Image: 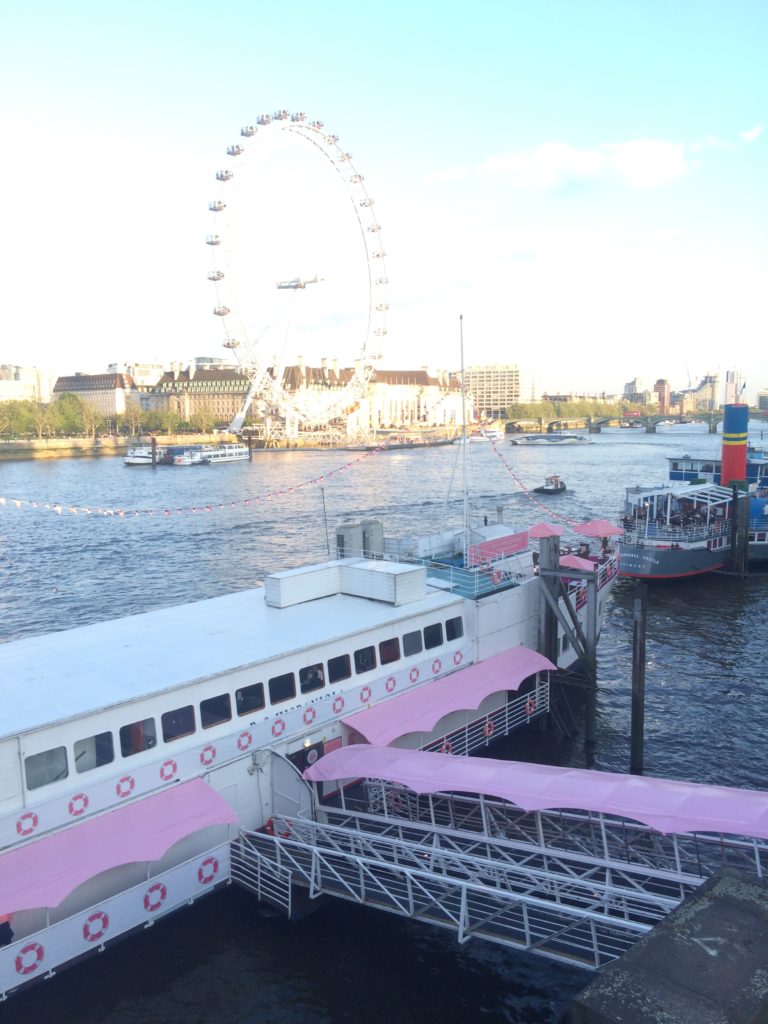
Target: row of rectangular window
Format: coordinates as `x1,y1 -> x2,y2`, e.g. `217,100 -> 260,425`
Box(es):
23,616 -> 463,791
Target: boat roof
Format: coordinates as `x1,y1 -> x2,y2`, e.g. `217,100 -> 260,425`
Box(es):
0,564 -> 461,740
624,482 -> 734,504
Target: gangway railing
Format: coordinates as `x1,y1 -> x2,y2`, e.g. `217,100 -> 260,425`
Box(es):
234,785 -> 768,971
231,833 -> 293,915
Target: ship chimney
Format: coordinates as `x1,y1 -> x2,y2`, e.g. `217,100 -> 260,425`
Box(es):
721,403 -> 749,486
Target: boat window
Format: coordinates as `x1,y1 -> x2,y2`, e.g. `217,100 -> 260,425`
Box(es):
200,693 -> 232,728
445,616 -> 463,641
423,623 -> 443,650
328,654 -> 351,684
701,463 -> 714,473
74,731 -> 114,774
236,683 -> 265,716
402,630 -> 423,657
354,646 -> 377,674
300,663 -> 325,693
379,637 -> 400,665
269,672 -> 296,704
161,705 -> 196,743
24,746 -> 68,791
119,718 -> 157,757
562,635 -> 570,653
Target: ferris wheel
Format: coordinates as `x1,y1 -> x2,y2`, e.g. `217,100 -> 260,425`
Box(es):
205,110 -> 389,431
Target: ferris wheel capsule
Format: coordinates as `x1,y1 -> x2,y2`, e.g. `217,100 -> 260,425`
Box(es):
205,235 -> 221,246
208,200 -> 226,212
291,112 -> 307,122
257,114 -> 272,125
216,169 -> 233,182
213,306 -> 230,316
207,270 -> 224,281
227,144 -> 244,157
240,125 -> 257,137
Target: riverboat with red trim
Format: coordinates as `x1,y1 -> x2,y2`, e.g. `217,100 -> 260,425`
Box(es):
0,516 -> 617,998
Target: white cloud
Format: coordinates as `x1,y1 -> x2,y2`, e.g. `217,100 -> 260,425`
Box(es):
447,137 -> 690,191
740,123 -> 764,142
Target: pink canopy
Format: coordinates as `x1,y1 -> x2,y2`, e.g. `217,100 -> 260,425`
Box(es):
304,745 -> 768,840
0,779 -> 238,915
577,519 -> 624,537
341,646 -> 555,746
528,522 -> 563,538
559,554 -> 596,572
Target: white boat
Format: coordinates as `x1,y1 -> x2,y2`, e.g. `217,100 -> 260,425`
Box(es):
509,433 -> 590,445
173,443 -> 250,466
0,516 -> 617,996
123,445 -> 167,466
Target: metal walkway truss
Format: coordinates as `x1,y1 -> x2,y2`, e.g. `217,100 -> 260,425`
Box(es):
231,786 -> 768,970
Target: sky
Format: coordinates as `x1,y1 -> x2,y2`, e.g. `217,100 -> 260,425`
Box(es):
1,0 -> 766,402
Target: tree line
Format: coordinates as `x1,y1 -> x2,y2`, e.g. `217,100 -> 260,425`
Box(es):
0,397 -> 225,440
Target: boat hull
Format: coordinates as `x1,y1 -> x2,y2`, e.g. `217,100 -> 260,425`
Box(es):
619,543 -> 728,579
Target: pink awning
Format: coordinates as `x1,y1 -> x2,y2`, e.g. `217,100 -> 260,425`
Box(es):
559,554 -> 596,572
0,779 -> 238,915
528,522 -> 564,538
576,519 -> 624,537
304,745 -> 768,840
341,646 -> 555,746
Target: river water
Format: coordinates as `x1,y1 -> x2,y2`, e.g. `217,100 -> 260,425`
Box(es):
1,424 -> 767,1024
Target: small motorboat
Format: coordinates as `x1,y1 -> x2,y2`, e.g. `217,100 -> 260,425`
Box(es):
533,475 -> 566,495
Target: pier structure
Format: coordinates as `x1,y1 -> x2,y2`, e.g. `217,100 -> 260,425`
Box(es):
235,746 -> 768,971
5,740 -> 768,996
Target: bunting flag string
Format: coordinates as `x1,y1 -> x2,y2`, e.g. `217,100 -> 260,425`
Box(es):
489,441 -> 584,527
0,448 -> 379,519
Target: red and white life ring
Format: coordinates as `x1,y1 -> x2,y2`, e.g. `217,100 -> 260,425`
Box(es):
199,745 -> 217,767
385,676 -> 397,693
440,740 -> 453,755
360,685 -> 372,703
15,942 -> 44,976
271,719 -> 286,738
197,856 -> 219,885
159,760 -> 177,782
453,650 -> 463,666
525,698 -> 537,717
237,731 -> 253,751
483,719 -> 495,738
409,667 -> 420,683
115,775 -> 136,799
68,793 -> 89,817
16,811 -> 39,837
432,658 -> 442,674
143,882 -> 167,913
332,696 -> 345,714
303,707 -> 316,726
82,911 -> 110,942
492,569 -> 502,586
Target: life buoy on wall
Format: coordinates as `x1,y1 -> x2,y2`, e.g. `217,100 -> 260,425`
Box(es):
525,698 -> 537,717
16,812 -> 39,837
82,911 -> 110,942
483,719 -> 495,738
143,882 -> 167,913
440,740 -> 453,755
15,942 -> 44,976
492,568 -> 502,586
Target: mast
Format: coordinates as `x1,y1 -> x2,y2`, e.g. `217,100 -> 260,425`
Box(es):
460,314 -> 469,553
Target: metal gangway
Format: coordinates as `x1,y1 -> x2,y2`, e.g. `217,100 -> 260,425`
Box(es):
231,781 -> 768,971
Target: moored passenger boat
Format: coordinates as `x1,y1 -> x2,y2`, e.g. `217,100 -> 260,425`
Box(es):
0,516 -> 617,997
509,433 -> 590,446
123,445 -> 168,466
173,443 -> 250,465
